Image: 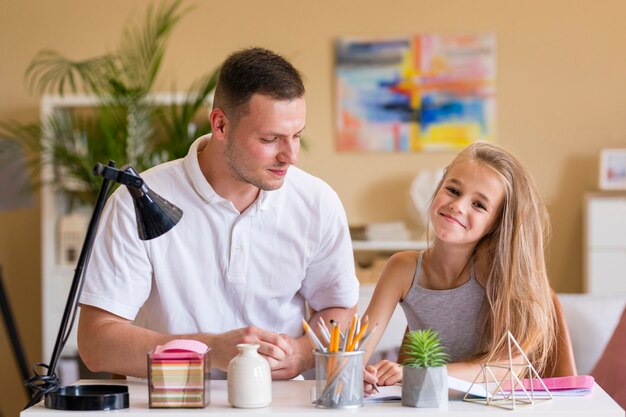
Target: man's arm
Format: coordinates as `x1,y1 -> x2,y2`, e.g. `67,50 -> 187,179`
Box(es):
269,304 -> 357,380
78,305 -> 294,378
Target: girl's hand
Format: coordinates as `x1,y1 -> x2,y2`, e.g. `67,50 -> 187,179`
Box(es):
363,364 -> 379,394
371,359 -> 403,386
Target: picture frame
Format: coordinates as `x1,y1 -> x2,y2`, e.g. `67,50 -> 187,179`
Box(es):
335,33 -> 496,152
599,148 -> 626,190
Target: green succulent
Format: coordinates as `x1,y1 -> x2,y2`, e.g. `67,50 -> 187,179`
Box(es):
401,328 -> 450,368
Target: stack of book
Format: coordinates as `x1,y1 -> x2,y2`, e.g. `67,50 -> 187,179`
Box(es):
365,222 -> 411,241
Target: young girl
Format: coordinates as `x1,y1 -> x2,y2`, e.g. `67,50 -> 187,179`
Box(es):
362,142 -> 576,391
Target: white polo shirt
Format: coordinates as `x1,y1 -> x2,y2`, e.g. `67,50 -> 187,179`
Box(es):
81,136 -> 359,339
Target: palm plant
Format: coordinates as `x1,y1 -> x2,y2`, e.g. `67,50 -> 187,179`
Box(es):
401,328 -> 450,368
0,0 -> 218,207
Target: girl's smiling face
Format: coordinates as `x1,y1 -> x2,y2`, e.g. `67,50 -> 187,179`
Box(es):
430,160 -> 505,245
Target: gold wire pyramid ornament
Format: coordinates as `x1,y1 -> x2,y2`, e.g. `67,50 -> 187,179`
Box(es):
463,331 -> 552,410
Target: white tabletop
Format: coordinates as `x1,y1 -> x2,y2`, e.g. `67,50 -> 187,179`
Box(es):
21,379 -> 625,416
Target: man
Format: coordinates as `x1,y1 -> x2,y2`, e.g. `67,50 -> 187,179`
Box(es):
77,47 -> 359,380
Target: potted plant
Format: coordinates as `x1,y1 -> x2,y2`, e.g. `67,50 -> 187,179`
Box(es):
0,0 -> 218,208
401,328 -> 450,408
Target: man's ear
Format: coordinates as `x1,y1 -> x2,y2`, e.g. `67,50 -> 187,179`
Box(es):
209,108 -> 227,140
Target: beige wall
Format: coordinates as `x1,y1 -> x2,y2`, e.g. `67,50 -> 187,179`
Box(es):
2,0 -> 626,414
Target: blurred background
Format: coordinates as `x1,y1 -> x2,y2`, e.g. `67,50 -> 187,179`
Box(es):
2,1 -> 626,415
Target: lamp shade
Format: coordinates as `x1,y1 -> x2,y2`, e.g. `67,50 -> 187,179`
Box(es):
123,166 -> 182,240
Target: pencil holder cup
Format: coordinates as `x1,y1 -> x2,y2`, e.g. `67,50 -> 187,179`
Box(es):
314,350 -> 364,409
147,339 -> 210,408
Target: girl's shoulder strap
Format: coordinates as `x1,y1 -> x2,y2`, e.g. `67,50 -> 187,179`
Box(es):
415,250 -> 426,281
405,249 -> 425,295
382,250 -> 422,300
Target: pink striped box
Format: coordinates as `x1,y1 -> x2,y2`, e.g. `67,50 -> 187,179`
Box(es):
148,339 -> 211,408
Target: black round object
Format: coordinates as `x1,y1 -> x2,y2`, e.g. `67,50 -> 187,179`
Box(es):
44,384 -> 129,411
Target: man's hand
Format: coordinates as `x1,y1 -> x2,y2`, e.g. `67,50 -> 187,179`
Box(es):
79,306 -> 305,378
210,326 -> 293,372
268,334 -> 313,380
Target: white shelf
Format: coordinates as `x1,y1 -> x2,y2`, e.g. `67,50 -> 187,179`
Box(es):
40,93 -> 198,360
584,192 -> 626,295
352,240 -> 427,251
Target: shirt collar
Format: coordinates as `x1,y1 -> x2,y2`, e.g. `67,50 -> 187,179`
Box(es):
183,135 -> 225,205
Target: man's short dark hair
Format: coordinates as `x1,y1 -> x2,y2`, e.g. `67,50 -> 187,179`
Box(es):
213,47 -> 305,123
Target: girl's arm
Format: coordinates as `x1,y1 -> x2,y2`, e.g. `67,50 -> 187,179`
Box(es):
362,252 -> 417,392
371,328 -> 524,386
448,290 -> 576,380
367,327 -> 523,386
362,252 -> 417,364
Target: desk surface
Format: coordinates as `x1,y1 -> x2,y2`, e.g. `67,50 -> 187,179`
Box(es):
21,379 -> 625,416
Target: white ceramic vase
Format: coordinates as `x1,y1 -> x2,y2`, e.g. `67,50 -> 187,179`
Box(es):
227,343 -> 272,408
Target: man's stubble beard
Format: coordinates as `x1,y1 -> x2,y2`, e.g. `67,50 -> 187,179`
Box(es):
224,137 -> 285,192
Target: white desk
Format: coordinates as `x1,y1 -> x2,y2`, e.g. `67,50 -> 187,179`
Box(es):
21,379 -> 625,416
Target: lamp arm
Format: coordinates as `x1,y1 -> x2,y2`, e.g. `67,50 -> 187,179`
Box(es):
48,173 -> 113,374
25,160 -> 181,410
25,163 -> 114,408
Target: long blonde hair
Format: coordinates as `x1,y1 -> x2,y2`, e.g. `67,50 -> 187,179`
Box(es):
431,142 -> 556,373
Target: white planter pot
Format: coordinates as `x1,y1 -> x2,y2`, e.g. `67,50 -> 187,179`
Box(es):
402,365 -> 448,408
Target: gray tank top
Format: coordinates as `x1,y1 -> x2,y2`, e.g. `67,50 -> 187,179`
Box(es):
400,251 -> 486,362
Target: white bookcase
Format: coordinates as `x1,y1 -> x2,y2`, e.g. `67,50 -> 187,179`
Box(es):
39,93 -> 197,361
584,192 -> 626,295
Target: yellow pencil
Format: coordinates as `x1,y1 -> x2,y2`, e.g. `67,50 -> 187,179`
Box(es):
326,323 -> 340,386
331,324 -> 340,353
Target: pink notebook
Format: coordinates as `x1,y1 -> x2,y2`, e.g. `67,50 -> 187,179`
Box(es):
503,375 -> 594,396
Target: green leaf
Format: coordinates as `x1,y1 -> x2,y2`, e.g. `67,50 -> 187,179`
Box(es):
153,68 -> 219,160
25,49 -> 116,96
401,328 -> 450,368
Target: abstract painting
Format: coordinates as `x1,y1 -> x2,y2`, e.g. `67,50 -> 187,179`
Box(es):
336,34 -> 496,152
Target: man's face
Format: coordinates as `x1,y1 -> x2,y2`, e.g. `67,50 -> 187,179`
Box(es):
223,94 -> 305,191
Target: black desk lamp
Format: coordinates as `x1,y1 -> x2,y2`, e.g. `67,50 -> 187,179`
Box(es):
24,161 -> 183,410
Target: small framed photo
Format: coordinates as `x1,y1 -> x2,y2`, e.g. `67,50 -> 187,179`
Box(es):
599,148 -> 626,190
